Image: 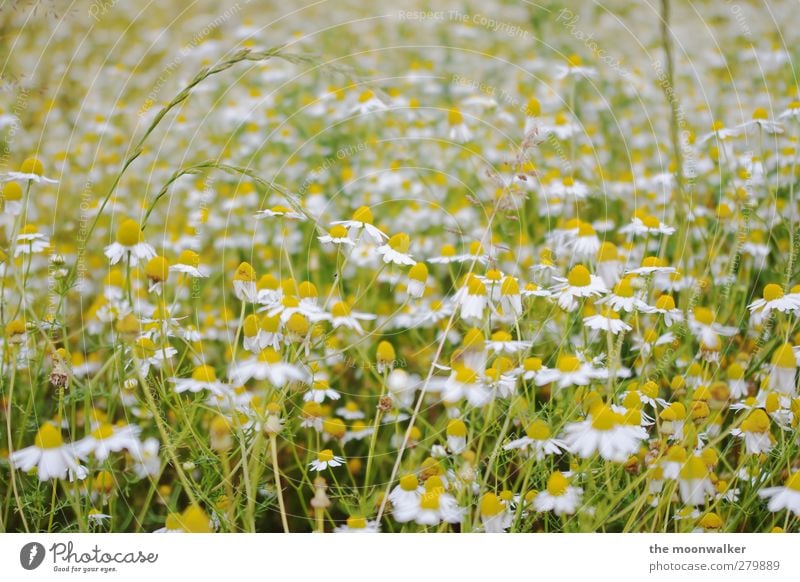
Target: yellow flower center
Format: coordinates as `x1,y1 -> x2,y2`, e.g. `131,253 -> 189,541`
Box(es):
614,278 -> 634,298
526,420 -> 551,440
20,157 -> 44,175
91,423 -> 115,440
331,302 -> 351,317
258,348 -> 282,364
352,206 -> 373,224
786,472 -> 800,491
388,233 -> 410,253
771,343 -> 796,369
192,365 -> 216,382
448,108 -> 464,125
547,472 -> 569,496
145,256 -> 169,281
233,262 -> 256,282
591,406 -> 620,431
763,284 -> 784,301
446,419 -> 468,438
116,219 -> 142,246
34,423 -> 63,449
176,249 -> 200,267
399,474 -> 419,491
179,505 -> 212,533
480,493 -> 505,517
655,295 -> 675,310
318,449 -> 335,463
346,516 -> 367,529
377,340 -> 396,362
567,265 -> 591,287
557,354 -> 581,372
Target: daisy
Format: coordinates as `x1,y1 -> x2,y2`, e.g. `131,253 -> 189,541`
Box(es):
14,224 -> 50,256
1,157 -> 59,184
334,516 -> 380,533
376,232 -> 415,266
480,493 -> 513,533
678,456 -> 715,506
104,219 -> 156,266
406,262 -> 428,299
596,242 -> 623,288
228,348 -> 308,386
503,420 -> 569,460
74,422 -> 142,462
485,330 -> 531,353
131,437 -> 161,479
619,214 -> 676,236
331,206 -> 388,243
549,265 -> 609,312
1,181 -> 24,215
388,473 -> 425,522
130,337 -> 177,376
758,472 -> 800,516
731,409 -> 774,455
9,423 -> 87,481
533,471 -> 583,516
698,120 -> 741,143
442,365 -> 492,407
303,380 -> 341,403
445,419 -> 468,453
317,224 -> 355,246
407,476 -> 463,526
328,301 -> 376,334
650,294 -> 683,326
232,262 -> 258,302
254,204 -> 305,221
597,278 -> 653,313
447,108 -> 472,142
534,353 -> 595,390
170,364 -> 230,396
562,405 -> 643,462
747,284 -> 800,316
583,308 -> 633,335
625,256 -> 676,276
456,275 -> 489,321
768,342 -> 796,395
169,249 -> 209,278
309,449 -> 345,471
736,107 -> 783,135
554,54 -> 597,79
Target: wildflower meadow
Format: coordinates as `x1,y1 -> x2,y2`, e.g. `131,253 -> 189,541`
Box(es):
2,0 -> 800,536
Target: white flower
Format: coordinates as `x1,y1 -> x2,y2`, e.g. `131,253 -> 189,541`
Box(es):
503,420 -> 570,460
533,472 -> 583,516
562,406 -> 644,462
9,423 -> 87,481
74,423 -> 142,462
170,365 -> 230,396
747,284 -> 800,316
303,380 -> 341,403
228,348 -> 309,386
334,516 -> 380,533
549,265 -> 608,312
758,473 -> 800,515
309,449 -> 345,471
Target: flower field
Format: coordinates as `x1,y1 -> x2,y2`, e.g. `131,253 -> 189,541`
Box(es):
2,0 -> 800,533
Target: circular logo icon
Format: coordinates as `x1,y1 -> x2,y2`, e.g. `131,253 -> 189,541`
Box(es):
20,542 -> 46,570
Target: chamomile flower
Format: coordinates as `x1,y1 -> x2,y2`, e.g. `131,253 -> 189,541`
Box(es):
583,308 -> 633,335
678,456 -> 715,506
535,353 -> 595,389
406,262 -> 428,299
758,472 -> 800,516
485,330 -> 531,353
503,420 -> 569,460
169,249 -> 209,278
309,449 -> 345,471
376,232 -> 415,265
304,379 -> 341,403
597,278 -> 653,313
334,515 -> 380,533
9,423 -> 87,481
170,364 -> 229,396
768,342 -> 797,395
328,301 -> 376,334
389,474 -> 425,522
447,107 -> 472,142
232,262 -> 258,302
14,224 -> 50,256
445,419 -> 468,453
229,348 -> 308,386
408,476 -> 464,526
747,283 -> 800,315
533,471 -> 583,516
254,204 -> 305,221
550,265 -> 609,312
331,206 -> 388,243
104,219 -> 156,266
562,404 -> 643,462
480,492 -> 513,533
318,224 -> 355,246
731,409 -> 774,455
74,422 -> 142,462
1,157 -> 58,183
